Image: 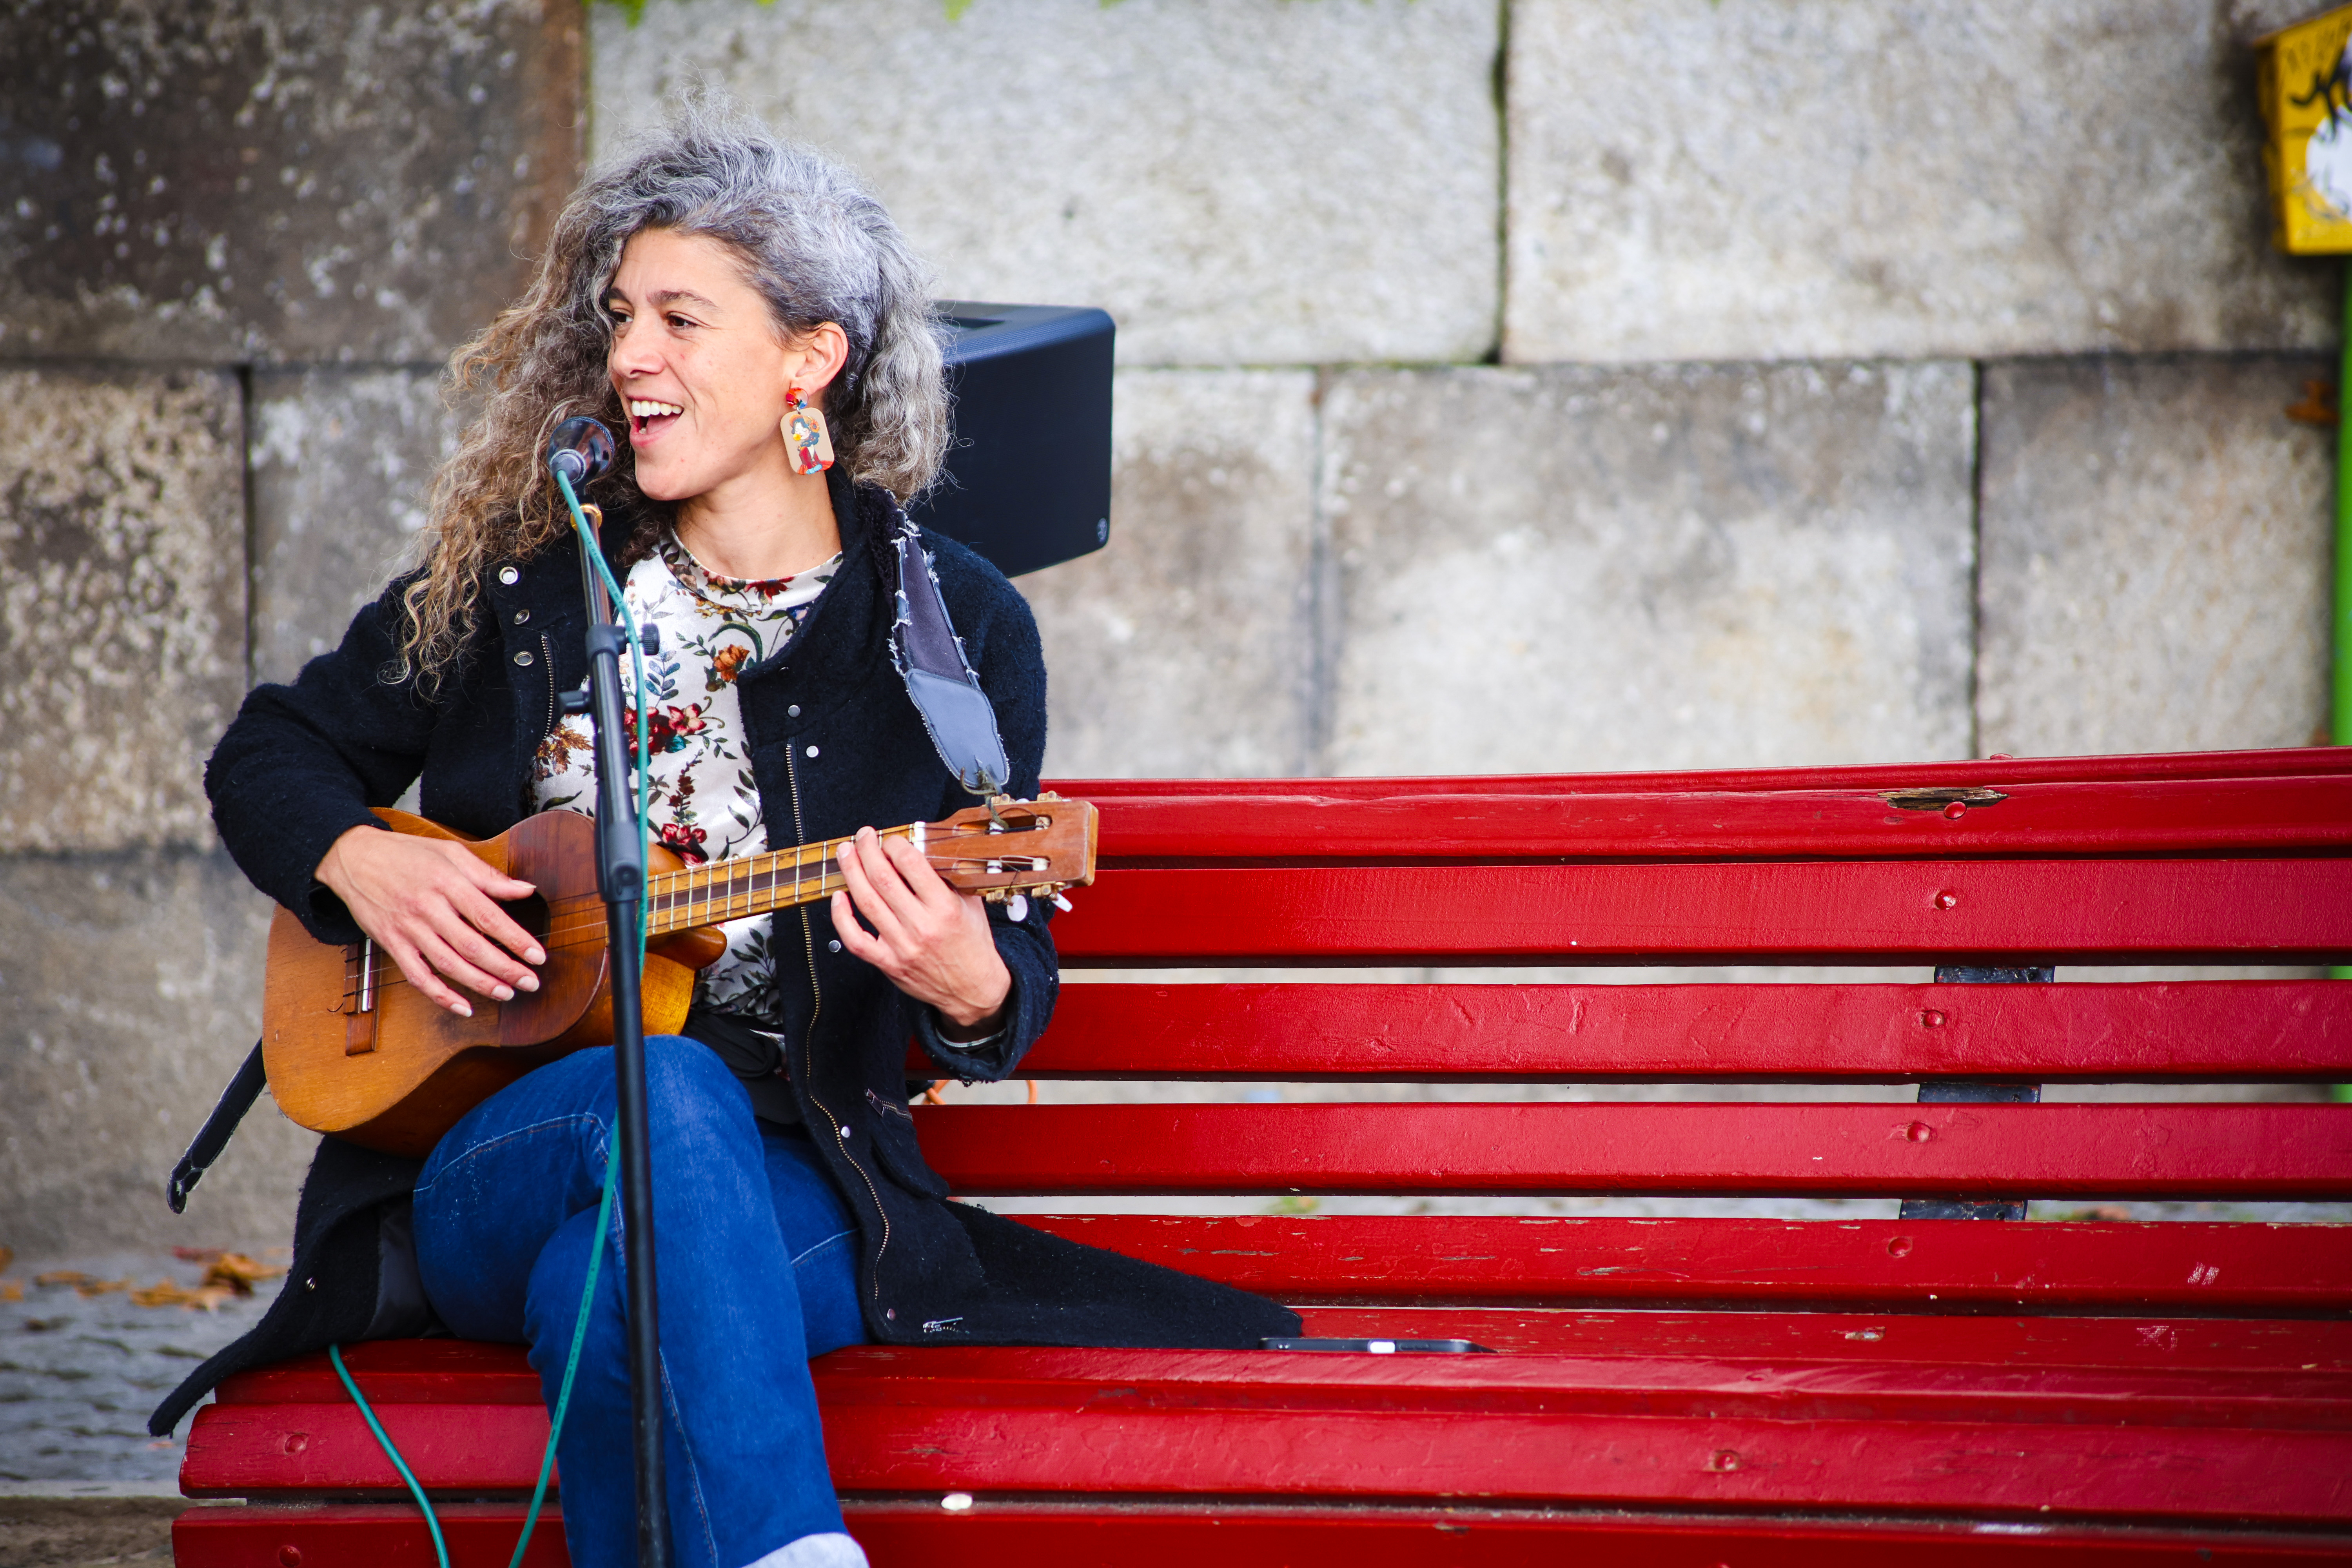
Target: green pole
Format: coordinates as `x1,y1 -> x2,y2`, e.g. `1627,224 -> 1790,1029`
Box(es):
2336,267 -> 2351,1103
2338,265 -> 2352,746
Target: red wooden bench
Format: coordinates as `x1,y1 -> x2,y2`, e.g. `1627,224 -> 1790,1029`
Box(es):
176,747 -> 2352,1565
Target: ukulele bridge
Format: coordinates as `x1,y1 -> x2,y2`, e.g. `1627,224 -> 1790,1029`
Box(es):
340,938 -> 379,1055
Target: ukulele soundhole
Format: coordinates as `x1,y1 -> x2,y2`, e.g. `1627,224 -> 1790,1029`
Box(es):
500,893 -> 552,944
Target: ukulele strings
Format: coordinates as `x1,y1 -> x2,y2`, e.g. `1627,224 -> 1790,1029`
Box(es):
338,828 -> 1049,1007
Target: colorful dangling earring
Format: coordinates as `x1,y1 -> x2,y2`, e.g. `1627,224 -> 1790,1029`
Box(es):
781,387 -> 835,476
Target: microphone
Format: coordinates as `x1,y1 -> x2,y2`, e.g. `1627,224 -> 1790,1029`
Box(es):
546,416 -> 617,483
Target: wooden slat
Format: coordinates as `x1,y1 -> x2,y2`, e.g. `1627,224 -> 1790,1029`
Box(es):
809,1350 -> 2351,1528
172,1501 -> 2352,1567
182,1346 -> 2352,1524
213,1305 -> 2352,1419
1049,860 -> 2352,965
208,1306 -> 2352,1416
916,1103 -> 2352,1199
1050,744 -> 2352,804
1282,1307 -> 2352,1365
212,1338 -> 545,1405
845,1504 -> 2352,1567
1005,1215 -> 2352,1312
1002,981 -> 2352,1081
174,1506 -> 570,1568
184,1400 -> 549,1494
1066,776 -> 2352,863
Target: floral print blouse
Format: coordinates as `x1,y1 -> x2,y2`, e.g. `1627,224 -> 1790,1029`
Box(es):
532,531 -> 840,1024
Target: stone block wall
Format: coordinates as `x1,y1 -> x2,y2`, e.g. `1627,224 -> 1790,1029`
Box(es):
0,0 -> 581,1254
589,0 -> 2336,780
3,0 -> 2339,1252
1504,0 -> 2336,362
1978,354 -> 2339,757
1318,362 -> 1978,774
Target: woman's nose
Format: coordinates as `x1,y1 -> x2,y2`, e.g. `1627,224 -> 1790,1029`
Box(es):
610,334 -> 662,379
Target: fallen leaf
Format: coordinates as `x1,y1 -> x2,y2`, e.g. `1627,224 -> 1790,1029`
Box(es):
129,1280 -> 193,1308
186,1285 -> 237,1312
201,1254 -> 283,1296
22,1316 -> 69,1331
0,1247 -> 12,1273
74,1278 -> 132,1299
0,1282 -> 20,1303
34,1270 -> 90,1288
172,1247 -> 225,1265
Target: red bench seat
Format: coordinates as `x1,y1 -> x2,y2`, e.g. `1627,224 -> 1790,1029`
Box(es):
176,748 -> 2352,1565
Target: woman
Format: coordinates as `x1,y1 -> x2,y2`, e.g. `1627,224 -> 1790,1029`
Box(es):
186,106 -> 1295,1568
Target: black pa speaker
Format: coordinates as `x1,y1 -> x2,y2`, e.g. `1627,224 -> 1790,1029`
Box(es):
905,302 -> 1113,577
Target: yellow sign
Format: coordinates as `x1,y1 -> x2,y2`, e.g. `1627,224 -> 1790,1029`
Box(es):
2259,4 -> 2352,253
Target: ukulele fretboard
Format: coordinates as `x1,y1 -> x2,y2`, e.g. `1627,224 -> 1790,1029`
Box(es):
645,826 -> 914,934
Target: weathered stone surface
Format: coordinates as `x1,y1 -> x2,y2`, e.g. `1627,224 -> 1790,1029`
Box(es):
1025,370 -> 1319,777
0,367 -> 243,853
249,368 -> 456,686
1321,363 -> 1976,775
1506,0 -> 2338,363
592,0 -> 1500,367
0,849 -> 306,1257
1977,354 -> 2335,757
0,0 -> 583,363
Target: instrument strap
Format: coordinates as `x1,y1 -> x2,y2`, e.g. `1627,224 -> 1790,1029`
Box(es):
888,509 -> 1013,798
169,1039 -> 266,1212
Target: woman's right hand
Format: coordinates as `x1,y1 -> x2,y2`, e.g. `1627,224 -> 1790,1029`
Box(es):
315,826 -> 546,1017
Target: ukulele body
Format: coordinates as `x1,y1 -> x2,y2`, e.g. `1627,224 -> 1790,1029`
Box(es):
261,809 -> 722,1158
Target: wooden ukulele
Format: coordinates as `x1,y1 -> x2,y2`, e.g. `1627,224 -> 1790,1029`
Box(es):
263,796 -> 1097,1157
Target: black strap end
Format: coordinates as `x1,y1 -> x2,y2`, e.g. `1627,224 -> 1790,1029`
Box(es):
169,1041 -> 268,1214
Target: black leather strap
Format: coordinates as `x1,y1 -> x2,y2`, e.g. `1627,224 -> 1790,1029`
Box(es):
169,1039 -> 267,1213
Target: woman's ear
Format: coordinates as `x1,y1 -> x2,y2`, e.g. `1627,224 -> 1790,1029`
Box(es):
786,321 -> 853,408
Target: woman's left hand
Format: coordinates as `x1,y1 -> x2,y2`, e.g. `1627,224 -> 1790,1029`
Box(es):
832,826 -> 1011,1037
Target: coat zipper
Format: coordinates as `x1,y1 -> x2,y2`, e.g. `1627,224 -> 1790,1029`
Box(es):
785,740 -> 889,1305
540,632 -> 557,737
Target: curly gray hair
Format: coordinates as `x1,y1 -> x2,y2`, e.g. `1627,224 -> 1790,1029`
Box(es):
575,102 -> 949,496
403,100 -> 948,687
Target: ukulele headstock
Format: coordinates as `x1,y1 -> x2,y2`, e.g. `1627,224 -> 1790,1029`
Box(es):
925,792 -> 1098,902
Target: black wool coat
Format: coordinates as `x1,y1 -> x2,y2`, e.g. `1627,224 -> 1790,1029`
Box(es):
152,473 -> 1297,1437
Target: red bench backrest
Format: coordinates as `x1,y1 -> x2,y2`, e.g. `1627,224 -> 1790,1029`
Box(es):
909,749 -> 2352,1210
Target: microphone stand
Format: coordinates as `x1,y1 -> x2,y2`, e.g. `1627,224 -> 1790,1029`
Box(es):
550,422 -> 670,1567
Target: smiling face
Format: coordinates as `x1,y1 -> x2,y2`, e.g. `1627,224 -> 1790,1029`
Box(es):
604,227 -> 842,508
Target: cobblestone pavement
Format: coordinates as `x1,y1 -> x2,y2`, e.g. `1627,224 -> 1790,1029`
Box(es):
0,1250 -> 277,1495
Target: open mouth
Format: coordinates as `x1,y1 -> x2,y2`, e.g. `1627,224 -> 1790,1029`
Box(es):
628,399 -> 683,441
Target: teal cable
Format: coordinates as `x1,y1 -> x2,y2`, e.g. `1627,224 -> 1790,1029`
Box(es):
330,1341 -> 451,1568
508,1135 -> 622,1568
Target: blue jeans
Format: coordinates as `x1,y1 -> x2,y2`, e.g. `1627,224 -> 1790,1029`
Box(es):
413,1038 -> 869,1568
